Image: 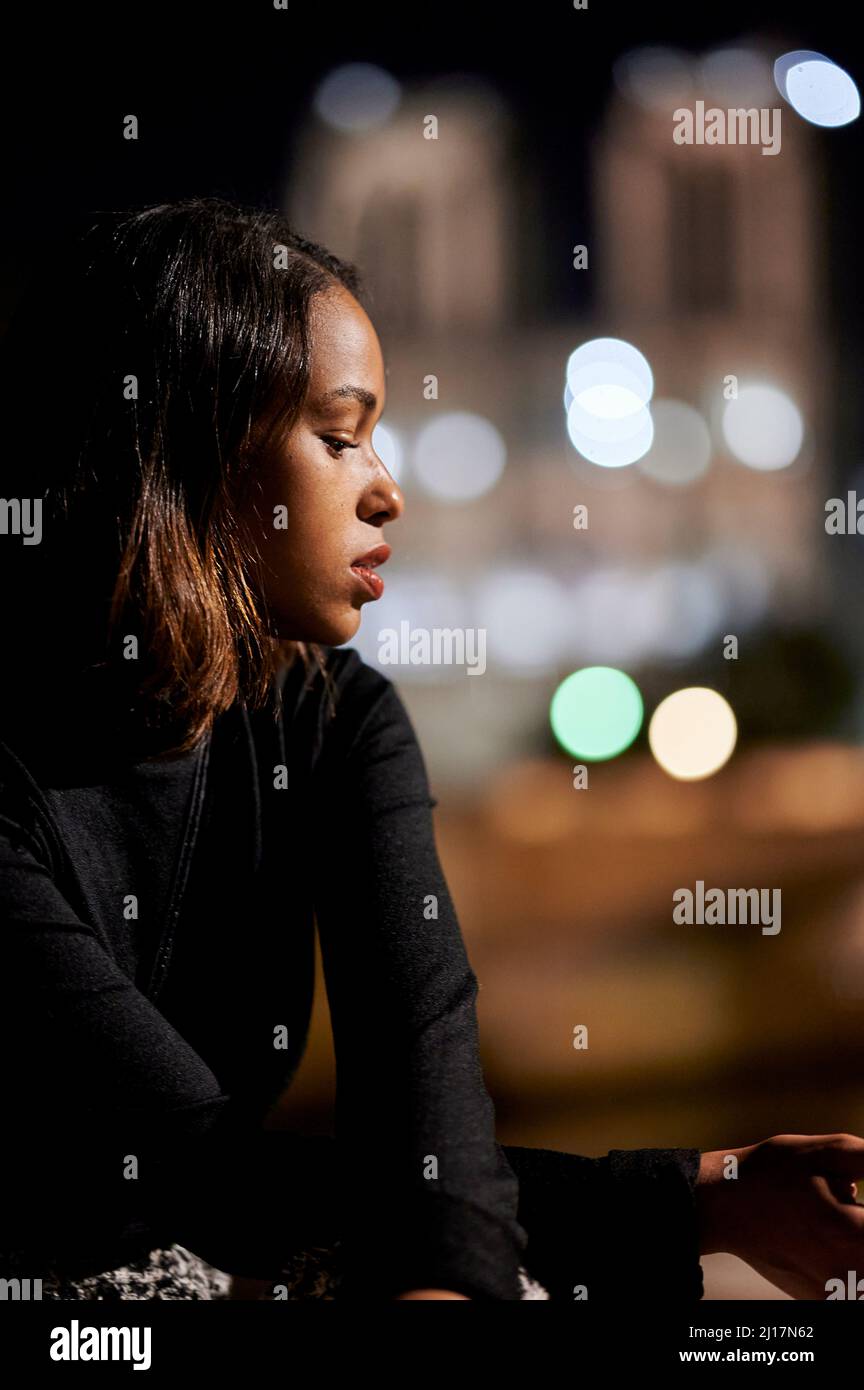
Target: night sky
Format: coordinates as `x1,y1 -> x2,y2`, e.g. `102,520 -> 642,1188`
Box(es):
4,1 -> 861,318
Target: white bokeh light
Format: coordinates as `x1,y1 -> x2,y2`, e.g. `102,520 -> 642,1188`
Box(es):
564,338 -> 655,469
699,47 -> 774,104
348,569 -> 469,681
412,412 -> 506,502
371,421 -> 404,484
313,63 -> 402,132
567,393 -> 652,444
567,568 -> 652,664
637,399 -> 712,486
575,383 -> 646,419
567,564 -> 723,664
774,50 -> 860,128
774,49 -> 824,101
613,46 -> 695,110
566,338 -> 654,409
643,565 -> 725,658
567,399 -> 654,467
474,570 -> 571,674
722,383 -> 804,471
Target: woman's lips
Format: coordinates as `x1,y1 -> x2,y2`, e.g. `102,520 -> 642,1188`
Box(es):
349,542 -> 390,600
350,564 -> 385,599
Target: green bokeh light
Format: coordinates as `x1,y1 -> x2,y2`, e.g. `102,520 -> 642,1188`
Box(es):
549,666 -> 644,760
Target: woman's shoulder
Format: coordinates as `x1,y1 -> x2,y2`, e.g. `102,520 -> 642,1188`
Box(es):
280,643 -> 424,781
284,643 -> 403,725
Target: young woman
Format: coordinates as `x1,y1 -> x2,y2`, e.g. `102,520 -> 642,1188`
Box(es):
0,198 -> 861,1302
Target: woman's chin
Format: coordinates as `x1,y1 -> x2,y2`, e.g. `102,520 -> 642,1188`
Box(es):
275,607 -> 363,646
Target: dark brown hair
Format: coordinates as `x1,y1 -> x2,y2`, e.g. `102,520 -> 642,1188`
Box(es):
0,197 -> 366,756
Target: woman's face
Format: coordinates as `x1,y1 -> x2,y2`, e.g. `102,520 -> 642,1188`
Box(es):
241,284 -> 404,645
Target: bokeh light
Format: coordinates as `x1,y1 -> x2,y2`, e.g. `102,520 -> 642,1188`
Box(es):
372,421 -> 404,484
313,63 -> 402,132
567,563 -> 723,664
637,399 -> 712,486
699,47 -> 774,104
566,338 -> 654,409
722,383 -> 804,471
774,50 -> 860,128
564,338 -> 655,469
613,46 -> 695,110
348,569 -> 470,681
550,667 -> 644,760
566,400 -> 654,468
475,570 -> 571,674
648,687 -> 738,781
413,411 -> 506,501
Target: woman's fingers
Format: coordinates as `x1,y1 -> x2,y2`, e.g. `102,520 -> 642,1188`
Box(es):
823,1173 -> 861,1206
811,1178 -> 864,1295
791,1132 -> 864,1176
710,1133 -> 864,1298
797,1135 -> 864,1211
741,1166 -> 864,1298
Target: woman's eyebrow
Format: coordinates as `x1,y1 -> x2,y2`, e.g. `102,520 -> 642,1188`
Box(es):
314,384 -> 378,413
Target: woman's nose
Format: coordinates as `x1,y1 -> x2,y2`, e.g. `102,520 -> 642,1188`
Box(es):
364,465 -> 404,524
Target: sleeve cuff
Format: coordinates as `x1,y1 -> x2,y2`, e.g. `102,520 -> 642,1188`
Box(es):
605,1147 -> 704,1300
501,1143 -> 704,1301
335,1191 -> 529,1301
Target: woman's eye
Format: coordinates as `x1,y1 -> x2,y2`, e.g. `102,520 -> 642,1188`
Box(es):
322,435 -> 359,457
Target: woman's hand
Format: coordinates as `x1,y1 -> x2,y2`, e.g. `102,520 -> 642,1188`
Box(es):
394,1289 -> 471,1300
696,1132 -> 864,1299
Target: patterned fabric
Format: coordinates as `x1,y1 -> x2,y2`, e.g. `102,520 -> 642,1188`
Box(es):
31,1243 -> 550,1300
35,1245 -> 233,1301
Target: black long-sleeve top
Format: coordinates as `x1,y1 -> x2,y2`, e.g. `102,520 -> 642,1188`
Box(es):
0,646 -> 705,1300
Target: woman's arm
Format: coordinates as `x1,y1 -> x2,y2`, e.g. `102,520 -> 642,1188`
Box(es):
305,653 -> 530,1301
0,805 -> 344,1278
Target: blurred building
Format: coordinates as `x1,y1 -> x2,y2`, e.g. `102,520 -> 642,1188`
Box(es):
285,52 -> 835,787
